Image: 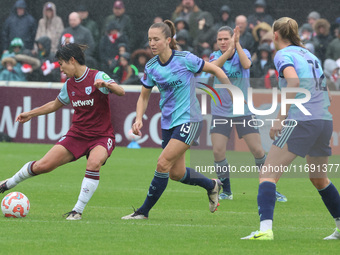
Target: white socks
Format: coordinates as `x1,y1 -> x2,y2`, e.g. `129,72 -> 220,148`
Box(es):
260,219 -> 273,232
6,161 -> 36,189
73,177 -> 99,214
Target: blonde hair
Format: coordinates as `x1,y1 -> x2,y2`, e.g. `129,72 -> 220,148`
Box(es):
272,17 -> 304,47
150,20 -> 178,50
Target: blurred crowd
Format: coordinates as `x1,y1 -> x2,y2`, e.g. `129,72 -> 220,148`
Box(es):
1,0 -> 339,90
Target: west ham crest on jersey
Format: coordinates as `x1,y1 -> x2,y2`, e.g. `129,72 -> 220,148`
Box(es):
85,86 -> 92,95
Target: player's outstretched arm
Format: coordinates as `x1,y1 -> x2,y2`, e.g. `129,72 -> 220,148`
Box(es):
16,98 -> 64,123
133,86 -> 152,136
94,79 -> 125,96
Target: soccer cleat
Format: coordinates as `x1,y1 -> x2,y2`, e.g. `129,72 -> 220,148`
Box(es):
121,209 -> 148,220
276,191 -> 287,202
241,229 -> 274,240
324,228 -> 340,240
207,179 -> 221,213
63,210 -> 82,220
219,192 -> 233,200
0,179 -> 9,194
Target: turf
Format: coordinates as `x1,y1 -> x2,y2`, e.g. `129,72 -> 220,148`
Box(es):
0,143 -> 339,254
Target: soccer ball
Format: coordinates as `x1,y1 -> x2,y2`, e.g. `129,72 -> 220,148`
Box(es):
127,129 -> 141,141
1,192 -> 30,218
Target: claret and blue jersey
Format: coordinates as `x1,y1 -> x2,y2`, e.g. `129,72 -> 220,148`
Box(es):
209,49 -> 252,117
274,45 -> 332,121
141,50 -> 204,129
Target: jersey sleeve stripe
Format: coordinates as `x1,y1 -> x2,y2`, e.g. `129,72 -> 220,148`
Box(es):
196,60 -> 205,74
141,81 -> 153,89
57,95 -> 68,105
279,64 -> 294,75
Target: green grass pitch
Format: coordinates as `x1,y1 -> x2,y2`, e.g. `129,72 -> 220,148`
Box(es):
0,143 -> 339,254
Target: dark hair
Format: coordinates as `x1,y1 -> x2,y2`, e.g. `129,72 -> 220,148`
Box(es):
150,19 -> 178,50
217,26 -> 234,36
55,43 -> 87,65
272,17 -> 304,47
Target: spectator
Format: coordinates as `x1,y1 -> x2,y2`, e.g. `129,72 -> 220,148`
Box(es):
99,21 -> 129,75
250,43 -> 276,88
76,4 -> 100,49
60,12 -> 96,68
112,52 -> 139,85
176,29 -> 193,52
29,36 -> 60,82
2,37 -> 40,80
312,18 -> 333,64
34,2 -> 64,55
235,15 -> 255,55
307,11 -> 320,28
131,48 -> 153,77
2,0 -> 37,52
326,23 -> 340,61
171,0 -> 202,40
324,59 -> 340,90
251,21 -> 272,55
0,52 -> 26,81
214,5 -> 235,31
103,1 -> 135,50
193,11 -> 216,56
300,23 -> 314,44
306,11 -> 320,38
247,0 -> 274,31
174,17 -> 190,32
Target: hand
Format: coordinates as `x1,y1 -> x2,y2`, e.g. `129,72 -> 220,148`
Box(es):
269,120 -> 282,140
132,120 -> 143,136
198,19 -> 205,30
94,79 -> 107,89
234,26 -> 240,44
16,112 -> 32,123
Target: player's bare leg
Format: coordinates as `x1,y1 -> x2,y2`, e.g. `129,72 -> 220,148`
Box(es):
1,145 -> 74,193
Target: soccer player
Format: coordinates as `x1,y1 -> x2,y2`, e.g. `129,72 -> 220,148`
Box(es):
0,43 -> 125,220
242,17 -> 340,240
209,26 -> 286,202
121,20 -> 232,220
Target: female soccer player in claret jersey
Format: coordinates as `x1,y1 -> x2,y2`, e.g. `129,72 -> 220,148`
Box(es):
0,43 -> 125,220
209,25 -> 287,202
121,20 -> 232,220
242,17 -> 340,240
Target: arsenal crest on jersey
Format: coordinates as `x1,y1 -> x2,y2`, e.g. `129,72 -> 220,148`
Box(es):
85,86 -> 92,95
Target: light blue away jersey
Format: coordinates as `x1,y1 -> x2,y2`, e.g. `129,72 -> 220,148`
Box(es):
141,50 -> 204,129
274,45 -> 332,121
209,49 -> 252,117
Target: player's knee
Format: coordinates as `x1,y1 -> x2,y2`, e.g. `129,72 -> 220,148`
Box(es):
156,157 -> 171,173
251,147 -> 265,159
87,157 -> 103,170
212,147 -> 225,160
310,178 -> 330,190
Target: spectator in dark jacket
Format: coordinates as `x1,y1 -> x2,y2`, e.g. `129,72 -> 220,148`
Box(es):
99,21 -> 129,75
29,36 -> 60,82
103,1 -> 135,50
312,18 -> 333,64
2,0 -> 37,52
247,0 -> 274,31
193,11 -> 216,56
214,5 -> 235,31
250,43 -> 276,88
112,52 -> 139,85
